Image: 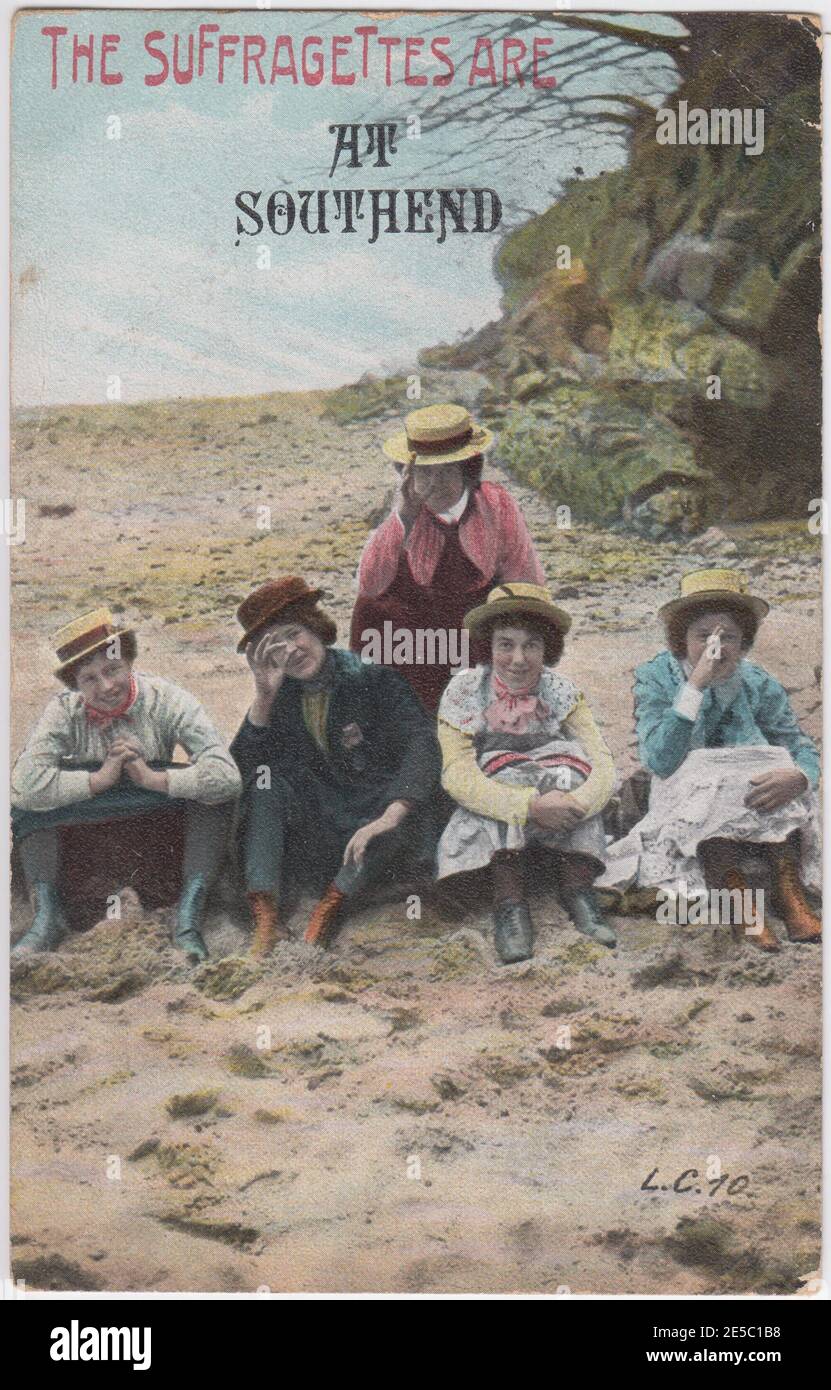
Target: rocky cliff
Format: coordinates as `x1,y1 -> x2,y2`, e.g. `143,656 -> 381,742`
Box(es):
421,15 -> 821,537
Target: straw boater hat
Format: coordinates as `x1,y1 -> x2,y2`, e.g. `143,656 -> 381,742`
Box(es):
235,576 -> 333,653
383,403 -> 493,468
658,568 -> 769,625
53,608 -> 134,678
463,582 -> 572,640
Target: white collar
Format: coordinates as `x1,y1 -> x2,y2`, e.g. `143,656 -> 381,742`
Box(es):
436,487 -> 470,524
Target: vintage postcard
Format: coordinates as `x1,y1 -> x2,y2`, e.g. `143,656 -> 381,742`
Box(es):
6,7 -> 824,1303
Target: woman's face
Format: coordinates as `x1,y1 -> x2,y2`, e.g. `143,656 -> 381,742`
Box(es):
685,610 -> 745,681
491,624 -> 546,689
410,461 -> 466,515
74,650 -> 134,708
264,620 -> 326,681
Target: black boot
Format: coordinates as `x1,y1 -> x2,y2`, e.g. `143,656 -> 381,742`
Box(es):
12,882 -> 68,956
493,901 -> 534,964
559,886 -> 617,949
174,876 -> 209,962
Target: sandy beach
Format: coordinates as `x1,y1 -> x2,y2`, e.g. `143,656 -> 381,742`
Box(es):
9,384 -> 822,1294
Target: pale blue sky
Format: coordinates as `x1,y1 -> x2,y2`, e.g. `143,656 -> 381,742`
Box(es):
12,10 -> 682,406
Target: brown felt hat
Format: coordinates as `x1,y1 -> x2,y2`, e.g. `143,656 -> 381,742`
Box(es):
236,576 -> 328,653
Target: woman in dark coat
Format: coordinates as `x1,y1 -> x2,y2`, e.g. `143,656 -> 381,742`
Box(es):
231,577 -> 442,955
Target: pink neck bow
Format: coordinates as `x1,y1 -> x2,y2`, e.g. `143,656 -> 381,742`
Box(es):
484,673 -> 550,735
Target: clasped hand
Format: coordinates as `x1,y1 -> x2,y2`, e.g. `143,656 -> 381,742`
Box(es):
529,788 -> 585,833
90,737 -> 168,795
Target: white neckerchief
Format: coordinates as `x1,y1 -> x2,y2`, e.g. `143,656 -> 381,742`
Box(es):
436,487 -> 470,524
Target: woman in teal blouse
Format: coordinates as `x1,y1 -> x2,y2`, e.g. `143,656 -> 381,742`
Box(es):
599,570 -> 820,952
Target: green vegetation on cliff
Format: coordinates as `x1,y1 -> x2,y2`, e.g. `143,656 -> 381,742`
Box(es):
425,15 -> 821,536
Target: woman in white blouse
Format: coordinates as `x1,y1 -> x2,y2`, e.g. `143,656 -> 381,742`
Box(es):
12,608 -> 241,961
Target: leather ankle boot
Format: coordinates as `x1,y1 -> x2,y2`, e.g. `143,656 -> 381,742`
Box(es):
723,868 -> 780,953
559,886 -> 617,948
773,855 -> 822,943
304,884 -> 345,947
492,900 -> 534,964
247,891 -> 286,958
175,876 -> 209,962
12,882 -> 68,956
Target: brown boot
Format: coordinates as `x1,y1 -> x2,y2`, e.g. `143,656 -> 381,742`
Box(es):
304,884 -> 345,947
724,868 -> 780,953
773,855 -> 822,943
247,891 -> 286,958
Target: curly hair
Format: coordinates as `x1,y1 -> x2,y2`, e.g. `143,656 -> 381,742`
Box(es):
460,455 -> 485,487
59,630 -> 138,689
472,614 -> 565,667
665,598 -> 760,659
393,454 -> 484,487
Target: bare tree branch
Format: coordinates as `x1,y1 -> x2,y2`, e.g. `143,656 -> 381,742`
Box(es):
564,93 -> 659,116
552,15 -> 689,63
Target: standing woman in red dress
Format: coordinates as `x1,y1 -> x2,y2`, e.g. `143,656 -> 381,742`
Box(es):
350,403 -> 545,712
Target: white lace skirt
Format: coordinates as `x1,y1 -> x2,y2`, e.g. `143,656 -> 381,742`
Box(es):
436,736 -> 607,882
596,745 -> 821,897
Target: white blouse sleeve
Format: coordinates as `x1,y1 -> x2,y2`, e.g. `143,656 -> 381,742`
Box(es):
164,685 -> 242,805
11,697 -> 93,811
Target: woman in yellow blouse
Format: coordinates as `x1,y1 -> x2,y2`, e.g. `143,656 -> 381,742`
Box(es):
436,583 -> 616,963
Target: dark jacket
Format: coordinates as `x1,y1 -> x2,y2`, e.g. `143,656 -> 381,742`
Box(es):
230,647 -> 442,821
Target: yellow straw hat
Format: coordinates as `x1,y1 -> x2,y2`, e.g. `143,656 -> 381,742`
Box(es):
382,403 -> 493,467
658,568 -> 769,624
52,607 -> 134,677
463,582 -> 572,639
